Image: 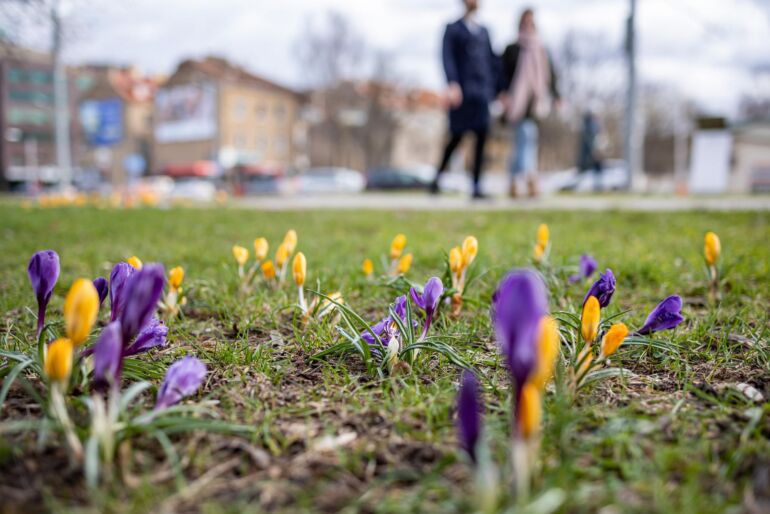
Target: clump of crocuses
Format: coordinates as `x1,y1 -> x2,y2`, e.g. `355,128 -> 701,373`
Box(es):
568,253 -> 598,283
532,224 -> 550,264
460,268 -> 559,500
361,233 -> 413,278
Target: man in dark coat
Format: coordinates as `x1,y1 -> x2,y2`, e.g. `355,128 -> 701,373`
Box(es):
430,0 -> 500,199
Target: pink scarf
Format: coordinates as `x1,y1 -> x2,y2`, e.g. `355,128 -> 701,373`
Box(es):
507,32 -> 551,122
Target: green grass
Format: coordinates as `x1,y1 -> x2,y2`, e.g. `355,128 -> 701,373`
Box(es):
1,204 -> 769,513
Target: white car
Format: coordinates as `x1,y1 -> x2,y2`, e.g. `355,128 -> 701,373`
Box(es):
291,167 -> 365,194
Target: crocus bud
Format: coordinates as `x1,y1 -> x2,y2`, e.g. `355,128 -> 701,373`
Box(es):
168,266 -> 184,290
254,237 -> 269,261
64,278 -> 99,345
517,382 -> 541,439
156,356 -> 207,410
109,262 -> 136,322
93,277 -> 109,307
581,295 -> 600,343
293,252 -> 307,286
45,338 -> 74,383
283,230 -> 298,254
533,243 -> 545,262
397,253 -> 413,274
127,256 -> 143,270
637,295 -> 684,335
28,250 -> 60,336
92,321 -> 123,390
261,259 -> 276,279
275,243 -> 289,267
529,315 -> 559,389
232,245 -> 249,266
362,258 -> 374,277
390,234 -> 407,259
704,232 -> 720,266
457,370 -> 483,462
583,269 -> 616,307
536,224 -> 549,248
449,246 -> 463,274
461,236 -> 479,267
600,322 -> 628,358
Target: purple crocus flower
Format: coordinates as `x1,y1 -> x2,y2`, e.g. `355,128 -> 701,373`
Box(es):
361,295 -> 409,347
124,317 -> 168,356
569,254 -> 598,283
583,268 -> 616,307
109,262 -> 136,321
93,277 -> 109,307
410,276 -> 444,338
155,356 -> 207,410
457,369 -> 483,463
637,295 -> 685,335
492,269 -> 548,392
92,321 -> 123,391
119,264 -> 165,344
28,250 -> 60,337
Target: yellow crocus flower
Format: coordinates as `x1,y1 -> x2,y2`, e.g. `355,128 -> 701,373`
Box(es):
449,246 -> 463,274
127,256 -> 143,269
533,243 -> 545,262
168,266 -> 184,290
45,337 -> 74,383
63,278 -> 99,346
254,237 -> 269,261
581,295 -> 601,343
517,382 -> 542,439
275,243 -> 290,267
530,316 -> 559,389
261,259 -> 276,279
600,322 -> 629,358
293,252 -> 307,286
232,245 -> 249,266
283,229 -> 298,254
397,253 -> 413,274
390,234 -> 407,260
704,231 -> 720,266
461,236 -> 478,268
536,224 -> 549,249
362,258 -> 374,276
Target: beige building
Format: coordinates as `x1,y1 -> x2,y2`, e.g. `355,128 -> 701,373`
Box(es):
152,56 -> 301,174
731,121 -> 770,193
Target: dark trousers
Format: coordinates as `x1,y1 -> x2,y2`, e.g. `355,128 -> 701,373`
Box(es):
433,129 -> 488,192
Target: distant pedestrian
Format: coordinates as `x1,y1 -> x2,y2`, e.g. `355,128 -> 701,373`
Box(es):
576,109 -> 605,192
430,0 -> 500,200
501,8 -> 560,198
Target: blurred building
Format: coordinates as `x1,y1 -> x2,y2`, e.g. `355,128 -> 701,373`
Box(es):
0,45 -> 79,189
74,65 -> 159,186
731,120 -> 770,193
152,56 -> 301,177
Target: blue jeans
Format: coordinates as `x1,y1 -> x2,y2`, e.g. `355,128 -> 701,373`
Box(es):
510,119 -> 539,177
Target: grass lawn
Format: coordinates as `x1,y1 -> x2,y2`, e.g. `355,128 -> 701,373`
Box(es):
1,204 -> 769,513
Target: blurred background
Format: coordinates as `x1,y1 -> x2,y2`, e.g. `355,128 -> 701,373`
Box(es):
0,0 -> 768,202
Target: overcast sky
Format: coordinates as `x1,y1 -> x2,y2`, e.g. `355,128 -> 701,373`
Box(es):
28,0 -> 770,115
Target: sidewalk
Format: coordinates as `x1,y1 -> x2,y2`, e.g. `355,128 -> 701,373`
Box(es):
232,193 -> 770,211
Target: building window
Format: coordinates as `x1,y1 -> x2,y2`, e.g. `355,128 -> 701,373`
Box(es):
233,97 -> 247,122
256,103 -> 268,121
273,103 -> 286,122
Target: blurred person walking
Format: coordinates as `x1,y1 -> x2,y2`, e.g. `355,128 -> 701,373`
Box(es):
501,8 -> 560,198
576,108 -> 606,191
430,0 -> 500,200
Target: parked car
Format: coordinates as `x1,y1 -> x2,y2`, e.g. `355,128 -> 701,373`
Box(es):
170,178 -> 217,202
292,167 -> 365,194
365,167 -> 430,190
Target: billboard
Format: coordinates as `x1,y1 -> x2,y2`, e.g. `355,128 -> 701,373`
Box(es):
79,98 -> 123,146
155,83 -> 216,143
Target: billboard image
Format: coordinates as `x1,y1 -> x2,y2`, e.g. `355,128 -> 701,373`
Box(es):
154,83 -> 216,143
79,97 -> 123,146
